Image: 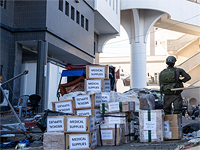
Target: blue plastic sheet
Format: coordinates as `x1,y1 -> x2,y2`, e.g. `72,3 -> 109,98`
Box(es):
61,70 -> 86,77
0,139 -> 30,148
1,140 -> 16,148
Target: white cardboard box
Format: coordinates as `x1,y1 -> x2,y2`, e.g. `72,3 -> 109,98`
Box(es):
52,100 -> 74,114
47,115 -> 67,132
139,110 -> 164,142
84,79 -> 110,92
75,108 -> 103,123
86,65 -> 109,79
66,131 -> 97,150
65,115 -> 95,133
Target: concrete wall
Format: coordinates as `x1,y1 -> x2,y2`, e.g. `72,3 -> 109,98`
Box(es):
46,0 -> 94,55
20,63 -> 37,96
20,62 -> 66,110
1,1 -> 15,89
46,62 -> 65,110
0,0 -> 14,27
13,1 -> 46,28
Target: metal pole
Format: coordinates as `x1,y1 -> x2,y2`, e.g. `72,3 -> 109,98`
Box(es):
0,85 -> 30,137
1,70 -> 28,86
0,70 -> 31,138
171,86 -> 200,91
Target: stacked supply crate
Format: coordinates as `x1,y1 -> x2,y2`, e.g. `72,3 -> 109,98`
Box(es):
43,115 -> 67,150
52,99 -> 75,115
84,65 -> 110,92
76,65 -> 111,123
97,124 -> 125,146
139,110 -> 164,142
65,115 -> 97,150
43,115 -> 97,150
99,101 -> 135,145
45,65 -> 139,148
73,93 -> 103,123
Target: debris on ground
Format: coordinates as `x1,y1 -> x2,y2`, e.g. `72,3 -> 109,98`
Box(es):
183,122 -> 200,134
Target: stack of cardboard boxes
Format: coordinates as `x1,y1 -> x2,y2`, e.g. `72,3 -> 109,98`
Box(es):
138,93 -> 183,142
73,93 -> 103,124
139,110 -> 183,142
44,115 -> 97,150
98,101 -> 135,145
43,65 -> 138,149
84,65 -> 110,92
44,64 -> 184,148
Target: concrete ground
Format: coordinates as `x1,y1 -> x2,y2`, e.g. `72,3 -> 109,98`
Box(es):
0,113 -> 200,150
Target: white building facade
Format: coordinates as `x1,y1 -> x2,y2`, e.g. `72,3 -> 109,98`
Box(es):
99,0 -> 200,107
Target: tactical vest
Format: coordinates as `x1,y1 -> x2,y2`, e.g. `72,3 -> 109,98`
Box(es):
160,68 -> 183,95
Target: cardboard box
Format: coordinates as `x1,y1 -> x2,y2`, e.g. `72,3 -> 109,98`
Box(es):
101,92 -> 110,103
100,101 -> 135,114
65,116 -> 95,133
52,100 -> 74,114
139,97 -> 155,110
97,124 -> 125,146
86,65 -> 109,79
47,115 -> 67,132
164,114 -> 182,127
139,110 -> 164,142
43,132 -> 65,150
75,108 -> 103,123
103,112 -> 130,143
164,114 -> 182,140
66,131 -> 97,150
73,93 -> 101,110
84,79 -> 110,92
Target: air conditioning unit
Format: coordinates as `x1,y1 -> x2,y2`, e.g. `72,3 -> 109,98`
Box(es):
75,0 -> 80,3
0,90 -> 9,107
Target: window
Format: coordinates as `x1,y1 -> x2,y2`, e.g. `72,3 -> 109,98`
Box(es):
1,0 -> 6,9
86,19 -> 89,31
59,0 -> 63,11
116,0 -> 118,14
71,6 -> 75,20
113,0 -> 115,10
81,15 -> 84,28
65,1 -> 69,16
76,11 -> 80,24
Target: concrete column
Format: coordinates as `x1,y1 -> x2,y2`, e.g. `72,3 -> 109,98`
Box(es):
13,43 -> 23,105
121,9 -> 164,89
36,40 -> 48,112
130,42 -> 147,88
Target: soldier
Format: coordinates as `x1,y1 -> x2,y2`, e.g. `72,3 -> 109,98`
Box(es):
159,56 -> 191,114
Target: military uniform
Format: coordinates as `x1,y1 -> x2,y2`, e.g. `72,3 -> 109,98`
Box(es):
159,58 -> 191,115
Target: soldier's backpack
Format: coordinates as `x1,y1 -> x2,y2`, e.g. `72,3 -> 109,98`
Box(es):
160,68 -> 182,95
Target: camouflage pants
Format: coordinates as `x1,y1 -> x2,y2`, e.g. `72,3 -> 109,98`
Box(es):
163,94 -> 183,115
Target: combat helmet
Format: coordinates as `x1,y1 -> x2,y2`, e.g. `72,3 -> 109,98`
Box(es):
166,56 -> 176,64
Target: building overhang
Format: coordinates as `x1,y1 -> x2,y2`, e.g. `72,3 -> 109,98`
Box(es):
94,11 -> 119,35
18,40 -> 93,66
